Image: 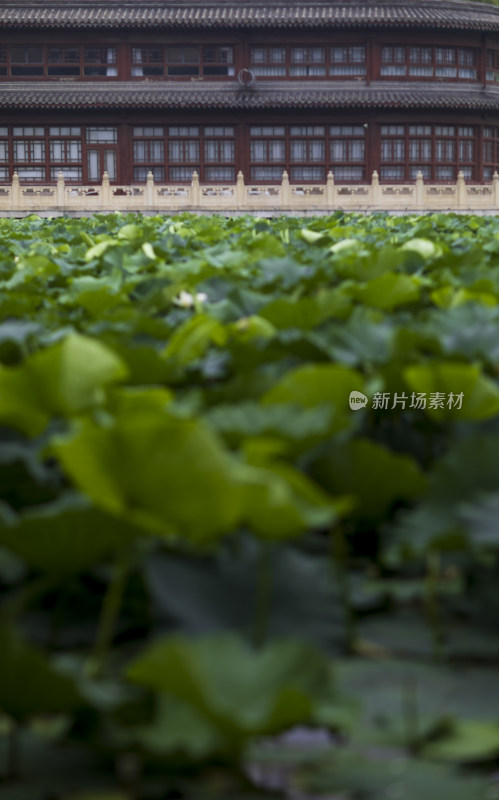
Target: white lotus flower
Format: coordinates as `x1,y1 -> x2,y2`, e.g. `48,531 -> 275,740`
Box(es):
173,290 -> 208,308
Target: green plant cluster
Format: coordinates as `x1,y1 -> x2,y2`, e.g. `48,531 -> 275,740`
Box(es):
1,212 -> 499,799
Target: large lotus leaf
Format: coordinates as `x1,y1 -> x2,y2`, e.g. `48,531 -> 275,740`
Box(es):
336,658 -> 499,732
229,314 -> 276,343
258,289 -> 351,331
311,308 -> 395,368
106,386 -> 174,416
422,720 -> 499,763
239,461 -> 345,539
440,288 -> 498,309
400,237 -> 442,260
145,534 -> 346,652
388,433 -> 499,559
311,438 -> 426,521
348,273 -> 420,311
253,256 -> 310,290
387,504 -> 465,563
457,493 -> 499,550
126,634 -> 336,740
0,334 -> 128,436
51,409 -> 244,543
133,692 -> 225,758
61,275 -> 126,316
110,343 -> 174,385
262,364 -> 365,434
298,750 -> 487,800
0,622 -> 80,721
0,492 -> 140,573
162,313 -> 228,365
84,239 -> 120,262
204,401 -> 332,443
357,606 -> 499,661
423,304 -> 499,362
404,361 -> 499,420
117,223 -> 144,241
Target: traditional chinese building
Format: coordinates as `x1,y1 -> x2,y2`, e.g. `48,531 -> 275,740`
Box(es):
1,0 -> 499,188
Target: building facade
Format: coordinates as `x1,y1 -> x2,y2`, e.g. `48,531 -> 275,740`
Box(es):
1,0 -> 499,188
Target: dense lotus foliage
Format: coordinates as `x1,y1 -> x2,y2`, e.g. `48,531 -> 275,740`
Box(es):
1,211 -> 499,799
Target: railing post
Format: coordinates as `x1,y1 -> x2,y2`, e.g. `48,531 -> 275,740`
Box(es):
457,170 -> 466,209
236,170 -> 245,209
191,170 -> 200,208
371,170 -> 380,208
415,170 -> 424,209
281,170 -> 291,210
493,172 -> 499,209
56,171 -> 65,208
326,170 -> 335,208
101,170 -> 111,208
146,170 -> 155,207
11,171 -> 21,211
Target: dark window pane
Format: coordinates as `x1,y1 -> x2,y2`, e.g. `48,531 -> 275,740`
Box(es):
11,47 -> 43,63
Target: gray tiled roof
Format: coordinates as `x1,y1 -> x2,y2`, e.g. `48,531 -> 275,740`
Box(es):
0,82 -> 498,110
1,1 -> 499,31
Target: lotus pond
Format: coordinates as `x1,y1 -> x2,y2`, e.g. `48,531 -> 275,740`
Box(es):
1,211 -> 499,799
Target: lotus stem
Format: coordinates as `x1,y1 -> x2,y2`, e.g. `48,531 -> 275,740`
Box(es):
425,550 -> 445,662
252,541 -> 272,648
90,546 -> 131,677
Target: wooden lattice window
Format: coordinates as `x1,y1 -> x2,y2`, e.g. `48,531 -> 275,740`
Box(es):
49,127 -> 82,181
250,48 -> 287,77
379,124 -> 477,182
131,47 -> 164,77
0,46 -> 118,78
83,47 -> 117,77
330,126 -> 366,181
330,47 -> 366,76
249,124 -> 367,183
289,126 -> 326,182
47,47 -> 81,76
132,127 -> 165,181
289,47 -> 326,77
486,51 -> 499,83
10,47 -> 44,76
380,46 -> 477,80
250,45 -> 365,78
0,127 -> 9,181
250,126 -> 286,181
483,127 -> 499,180
162,47 -> 234,77
203,127 -> 235,181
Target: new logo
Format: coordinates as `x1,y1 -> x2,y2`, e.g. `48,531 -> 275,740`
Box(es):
349,391 -> 368,410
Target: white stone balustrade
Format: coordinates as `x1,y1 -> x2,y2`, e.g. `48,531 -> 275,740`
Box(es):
1,169 -> 499,215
